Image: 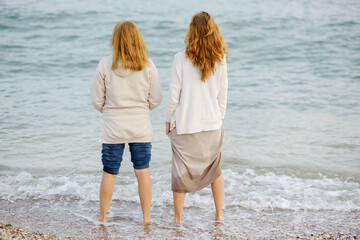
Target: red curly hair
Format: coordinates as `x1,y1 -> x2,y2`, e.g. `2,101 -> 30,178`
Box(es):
185,12 -> 228,82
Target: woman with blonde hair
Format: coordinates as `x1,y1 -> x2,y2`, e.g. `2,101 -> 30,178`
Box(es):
91,21 -> 162,223
166,11 -> 228,223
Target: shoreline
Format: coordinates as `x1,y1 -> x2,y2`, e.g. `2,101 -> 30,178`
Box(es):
0,222 -> 357,240
1,197 -> 359,240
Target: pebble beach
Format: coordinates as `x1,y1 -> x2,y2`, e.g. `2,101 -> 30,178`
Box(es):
0,223 -> 70,240
0,222 -> 358,240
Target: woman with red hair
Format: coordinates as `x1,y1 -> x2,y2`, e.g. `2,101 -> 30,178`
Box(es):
166,11 -> 228,224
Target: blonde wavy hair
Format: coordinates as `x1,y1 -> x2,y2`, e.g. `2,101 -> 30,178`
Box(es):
111,21 -> 148,71
185,12 -> 228,82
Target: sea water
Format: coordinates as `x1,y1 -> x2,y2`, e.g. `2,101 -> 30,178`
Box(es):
0,0 -> 359,239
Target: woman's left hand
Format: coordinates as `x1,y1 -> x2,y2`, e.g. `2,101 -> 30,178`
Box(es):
165,122 -> 170,135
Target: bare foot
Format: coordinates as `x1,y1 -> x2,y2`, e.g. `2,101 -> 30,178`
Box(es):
143,217 -> 151,223
99,217 -> 106,223
174,217 -> 182,224
215,212 -> 224,221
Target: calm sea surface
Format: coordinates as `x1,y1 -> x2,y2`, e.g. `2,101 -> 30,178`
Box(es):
0,0 -> 359,238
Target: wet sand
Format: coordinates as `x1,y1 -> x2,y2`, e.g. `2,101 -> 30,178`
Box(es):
1,222 -> 358,240
1,199 -> 359,239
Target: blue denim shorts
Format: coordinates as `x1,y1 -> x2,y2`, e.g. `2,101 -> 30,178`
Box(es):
101,142 -> 152,175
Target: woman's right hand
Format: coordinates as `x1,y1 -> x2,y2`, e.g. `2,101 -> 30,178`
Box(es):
165,122 -> 170,135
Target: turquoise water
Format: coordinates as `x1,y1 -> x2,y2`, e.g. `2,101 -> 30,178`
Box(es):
1,0 -> 360,238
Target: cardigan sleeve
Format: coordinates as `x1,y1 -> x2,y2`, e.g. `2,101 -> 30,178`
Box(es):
217,60 -> 228,120
165,54 -> 182,122
90,59 -> 106,113
147,59 -> 162,110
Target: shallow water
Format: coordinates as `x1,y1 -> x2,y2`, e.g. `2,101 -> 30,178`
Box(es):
1,0 -> 360,238
1,199 -> 359,239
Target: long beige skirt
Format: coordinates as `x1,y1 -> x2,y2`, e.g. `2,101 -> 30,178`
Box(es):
168,127 -> 224,193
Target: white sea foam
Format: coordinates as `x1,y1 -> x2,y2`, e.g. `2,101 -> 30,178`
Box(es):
223,169 -> 360,211
1,169 -> 359,211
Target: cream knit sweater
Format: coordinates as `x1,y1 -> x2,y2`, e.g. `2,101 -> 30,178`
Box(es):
166,51 -> 228,134
91,55 -> 162,143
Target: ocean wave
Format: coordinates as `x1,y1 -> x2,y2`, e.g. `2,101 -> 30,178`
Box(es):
1,169 -> 359,211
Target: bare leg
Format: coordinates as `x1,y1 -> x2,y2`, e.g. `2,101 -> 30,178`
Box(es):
173,191 -> 186,224
134,168 -> 152,223
99,171 -> 117,222
211,173 -> 224,221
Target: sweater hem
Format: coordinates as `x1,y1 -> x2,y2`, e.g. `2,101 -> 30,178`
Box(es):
174,123 -> 223,135
98,135 -> 153,144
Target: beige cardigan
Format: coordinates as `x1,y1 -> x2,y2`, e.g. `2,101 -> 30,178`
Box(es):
91,55 -> 162,143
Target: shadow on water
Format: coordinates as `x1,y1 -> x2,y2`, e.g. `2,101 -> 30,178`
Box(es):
91,221 -> 152,239
211,221 -> 225,239
99,224 -> 110,240
171,224 -> 185,239
143,222 -> 151,236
